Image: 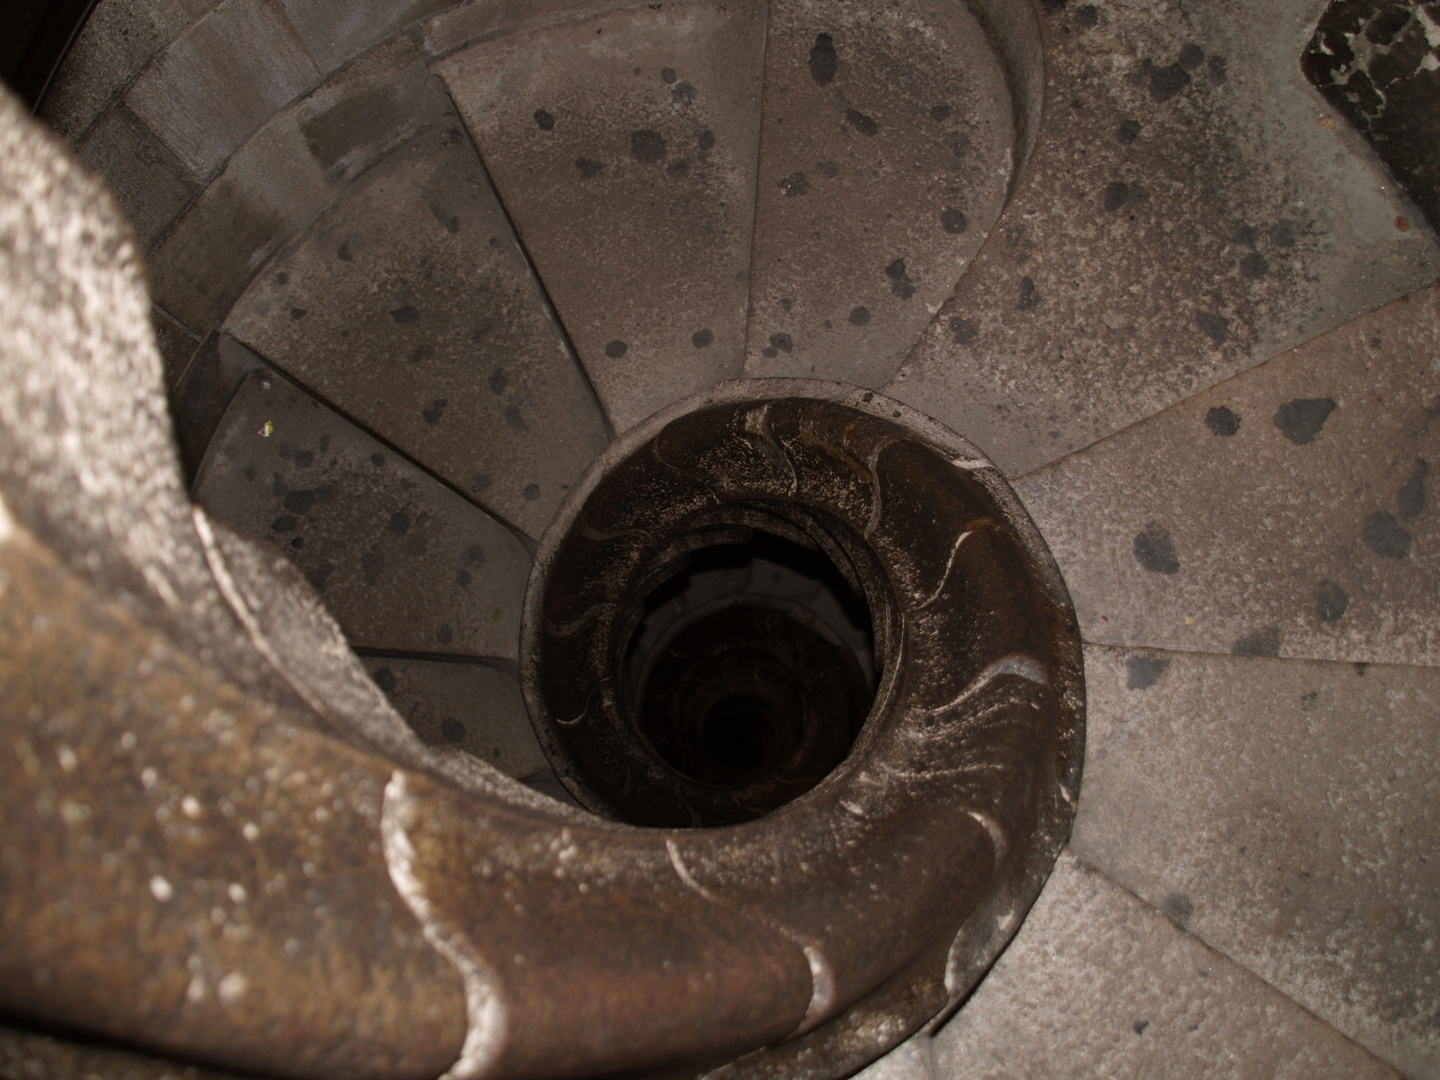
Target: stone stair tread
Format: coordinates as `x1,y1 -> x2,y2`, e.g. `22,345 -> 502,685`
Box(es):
436,0 -> 765,433
1071,644 -> 1440,1079
223,120 -> 608,539
742,0 -> 1013,387
884,0 -> 1439,480
1013,284 -> 1440,668
194,368 -> 530,660
929,852 -> 1402,1080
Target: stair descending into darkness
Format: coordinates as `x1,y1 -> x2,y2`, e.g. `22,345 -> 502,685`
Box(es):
9,0 -> 1440,1074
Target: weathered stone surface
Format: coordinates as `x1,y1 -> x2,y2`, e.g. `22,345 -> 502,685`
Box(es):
360,656 -> 552,783
126,0 -> 320,178
438,0 -> 765,432
74,105 -> 198,249
1015,285 -> 1440,667
742,0 -> 1014,386
152,303 -> 201,389
280,0 -> 454,73
36,0 -> 222,142
146,36 -> 449,336
852,1037 -> 935,1080
195,368 -> 531,660
421,0 -> 611,56
886,0 -> 1440,478
224,120 -> 609,538
0,525 -> 467,1080
0,1022 -> 243,1080
1071,645 -> 1440,1078
931,853 -> 1400,1080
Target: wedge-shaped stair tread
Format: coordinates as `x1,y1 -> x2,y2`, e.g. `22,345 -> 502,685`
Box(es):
1016,284 -> 1440,667
224,123 -> 608,538
1072,645 -> 1440,1078
195,369 -> 530,660
437,0 -> 765,433
743,0 -> 1013,386
933,853 -> 1401,1080
885,0 -> 1440,478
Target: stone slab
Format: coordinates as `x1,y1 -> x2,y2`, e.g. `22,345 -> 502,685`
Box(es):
126,0 -> 320,178
224,120 -> 609,538
885,0 -> 1440,478
194,368 -> 531,660
279,0 -> 454,74
1071,645 -> 1440,1078
741,0 -> 1014,386
359,656 -> 551,783
931,852 -> 1400,1080
437,0 -> 765,432
75,105 -> 198,249
152,303 -> 201,390
1015,284 -> 1440,667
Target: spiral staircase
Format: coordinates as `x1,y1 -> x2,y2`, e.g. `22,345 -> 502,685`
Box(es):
1,0 -> 1439,1076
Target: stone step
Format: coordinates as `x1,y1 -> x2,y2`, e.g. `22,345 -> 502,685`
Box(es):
223,117 -> 609,540
884,0 -> 1439,479
1014,284 -> 1440,667
437,0 -> 766,433
742,0 -> 1014,387
1071,644 -> 1440,1077
194,366 -> 531,661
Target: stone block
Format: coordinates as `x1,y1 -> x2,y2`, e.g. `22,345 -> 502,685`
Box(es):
75,105 -> 197,248
279,0 -> 453,74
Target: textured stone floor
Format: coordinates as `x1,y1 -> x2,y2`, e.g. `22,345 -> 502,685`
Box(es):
21,0 -> 1440,1073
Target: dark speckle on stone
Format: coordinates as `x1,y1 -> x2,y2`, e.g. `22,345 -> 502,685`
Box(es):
781,298 -> 793,313
289,307 -> 307,319
336,239 -> 354,261
848,306 -> 871,326
941,207 -> 968,234
1017,276 -> 1040,310
1233,626 -> 1282,656
1196,311 -> 1230,346
769,333 -> 794,354
1316,579 -> 1349,622
464,544 -> 486,568
362,551 -> 385,584
1205,405 -> 1240,436
886,258 -> 915,299
488,369 -> 509,395
692,328 -> 714,348
1103,181 -> 1129,212
697,129 -> 715,152
1075,3 -> 1098,26
779,171 -> 810,197
1041,0 -> 1066,10
1161,892 -> 1194,925
630,129 -> 666,164
666,159 -> 691,177
1362,511 -> 1411,559
1273,397 -> 1336,444
389,511 -> 410,536
1233,224 -> 1257,248
1178,43 -> 1205,71
845,109 -> 880,136
809,33 -> 838,86
271,514 -> 296,532
523,484 -> 542,502
671,81 -> 696,104
1239,252 -> 1270,279
1126,654 -> 1171,690
1134,522 -> 1180,574
1147,60 -> 1192,102
372,666 -> 396,693
576,158 -> 603,180
661,67 -> 677,83
430,203 -> 461,234
456,569 -> 472,587
436,624 -> 453,645
441,717 -> 466,744
422,398 -> 448,425
929,103 -> 952,121
1132,1020 -> 1150,1036
949,315 -> 978,344
504,405 -> 527,431
410,344 -> 434,364
1398,458 -> 1428,521
390,305 -> 420,324
534,109 -> 555,131
816,160 -> 839,177
762,346 -> 778,359
283,490 -> 316,515
306,564 -> 333,592
1207,55 -> 1228,84
371,452 -> 384,467
604,339 -> 628,359
1270,219 -> 1297,248
1117,119 -> 1141,144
